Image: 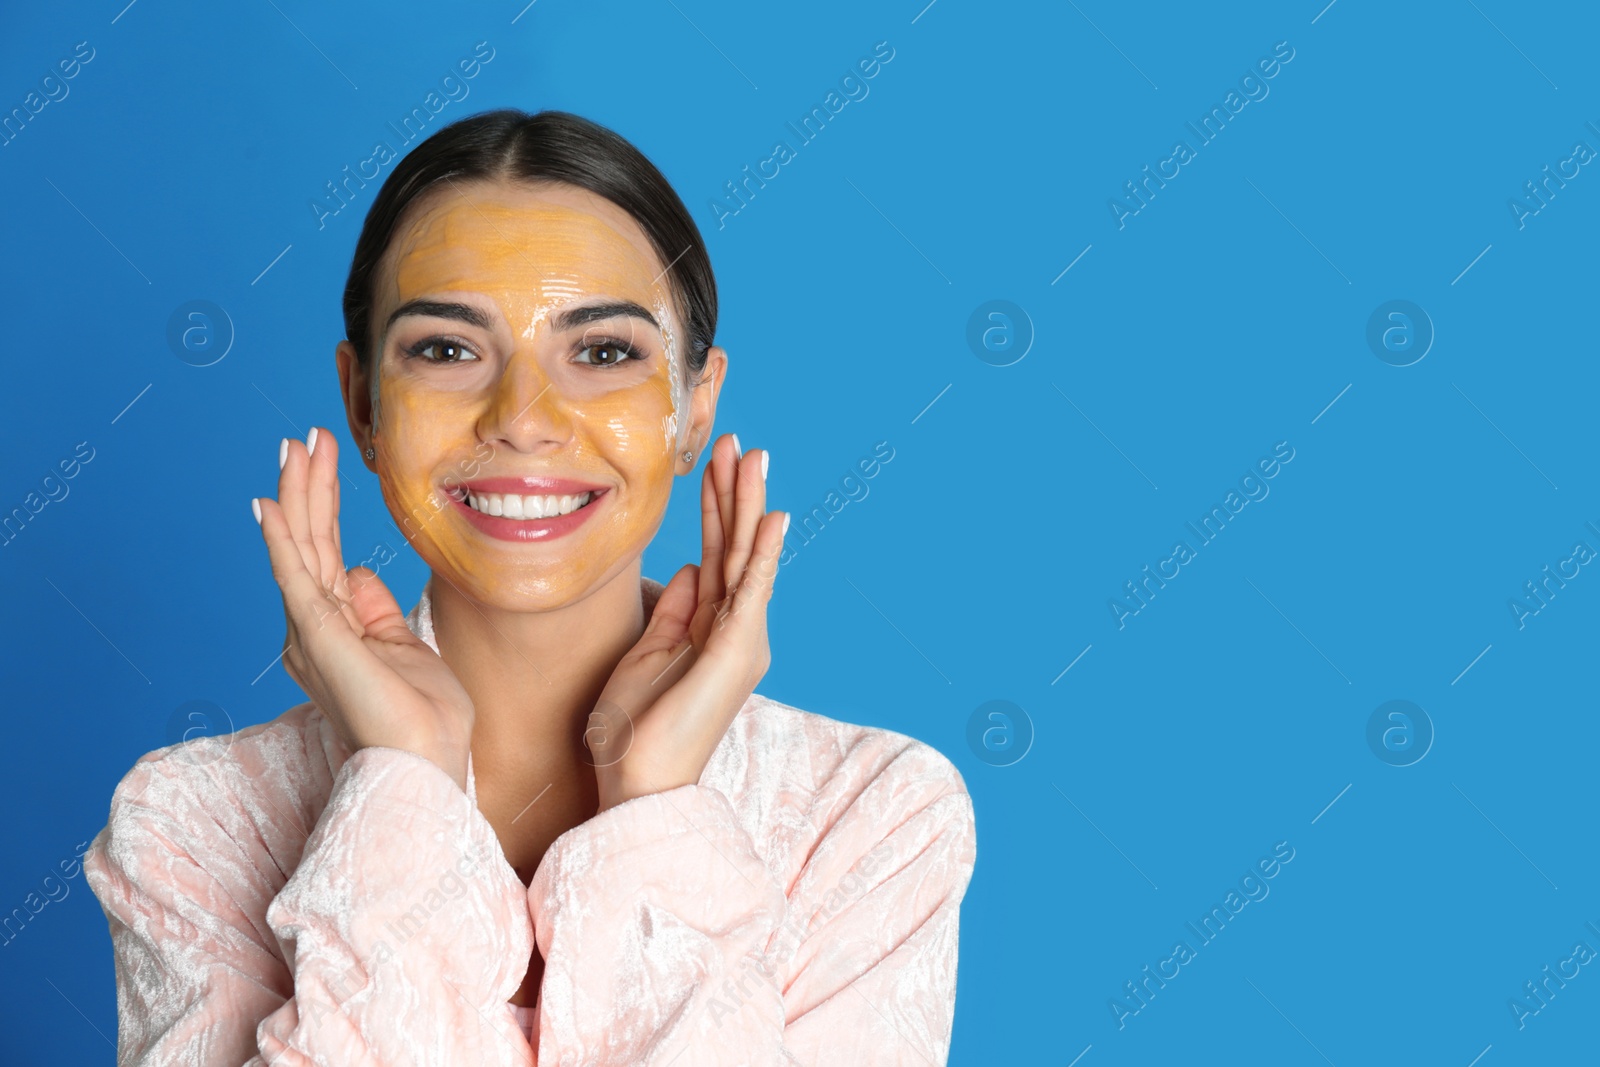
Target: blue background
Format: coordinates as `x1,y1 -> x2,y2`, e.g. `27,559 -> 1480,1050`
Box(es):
2,0 -> 1596,1063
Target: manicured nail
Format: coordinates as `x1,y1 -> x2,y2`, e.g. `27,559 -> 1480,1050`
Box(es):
307,427 -> 319,456
782,512 -> 791,536
251,498 -> 262,524
731,433 -> 742,458
279,438 -> 288,469
761,451 -> 770,480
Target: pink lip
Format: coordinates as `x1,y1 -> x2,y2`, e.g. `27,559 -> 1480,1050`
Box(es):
445,481 -> 609,543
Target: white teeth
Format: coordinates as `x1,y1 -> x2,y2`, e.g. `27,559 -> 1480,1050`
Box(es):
464,490 -> 593,520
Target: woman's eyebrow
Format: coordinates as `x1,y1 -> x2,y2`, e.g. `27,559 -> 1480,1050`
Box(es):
549,300 -> 659,333
386,299 -> 495,333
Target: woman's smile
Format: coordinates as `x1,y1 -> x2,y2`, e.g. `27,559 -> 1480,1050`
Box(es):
445,474 -> 611,542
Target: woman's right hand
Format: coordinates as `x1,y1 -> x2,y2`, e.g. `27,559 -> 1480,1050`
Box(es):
252,427 -> 475,792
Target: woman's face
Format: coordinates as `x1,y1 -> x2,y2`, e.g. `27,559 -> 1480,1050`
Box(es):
350,178 -> 710,609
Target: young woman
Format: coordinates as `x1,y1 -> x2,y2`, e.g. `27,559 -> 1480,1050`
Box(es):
84,109 -> 976,1065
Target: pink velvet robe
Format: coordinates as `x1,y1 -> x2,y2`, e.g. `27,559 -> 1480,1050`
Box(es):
83,576 -> 978,1064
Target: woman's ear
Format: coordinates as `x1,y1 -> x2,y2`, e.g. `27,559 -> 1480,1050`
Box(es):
335,340 -> 377,471
680,345 -> 728,474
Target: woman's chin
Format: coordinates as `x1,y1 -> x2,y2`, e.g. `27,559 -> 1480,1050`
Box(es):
428,559 -> 633,615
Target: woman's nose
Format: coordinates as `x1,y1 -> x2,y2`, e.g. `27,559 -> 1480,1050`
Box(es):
477,356 -> 573,454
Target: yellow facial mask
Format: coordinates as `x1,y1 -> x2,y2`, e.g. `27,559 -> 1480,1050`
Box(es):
366,180 -> 691,606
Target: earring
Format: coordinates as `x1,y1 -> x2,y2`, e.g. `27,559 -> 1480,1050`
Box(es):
364,446 -> 375,460
681,449 -> 695,463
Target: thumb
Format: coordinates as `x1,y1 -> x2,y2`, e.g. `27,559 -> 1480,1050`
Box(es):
345,566 -> 412,643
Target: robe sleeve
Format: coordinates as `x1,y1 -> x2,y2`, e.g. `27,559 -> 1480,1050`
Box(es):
83,744 -> 535,1066
527,737 -> 977,1065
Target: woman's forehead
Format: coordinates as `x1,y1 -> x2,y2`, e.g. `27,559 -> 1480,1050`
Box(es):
379,183 -> 671,328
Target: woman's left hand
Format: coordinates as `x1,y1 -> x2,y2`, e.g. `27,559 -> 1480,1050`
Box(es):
587,433 -> 787,812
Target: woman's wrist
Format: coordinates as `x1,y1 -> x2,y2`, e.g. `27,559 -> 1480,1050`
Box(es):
351,724 -> 474,794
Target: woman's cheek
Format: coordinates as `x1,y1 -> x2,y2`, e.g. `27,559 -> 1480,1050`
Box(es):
376,386 -> 475,558
571,387 -> 676,537
575,377 -> 677,479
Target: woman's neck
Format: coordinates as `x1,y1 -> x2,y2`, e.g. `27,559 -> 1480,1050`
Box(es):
426,563 -> 649,877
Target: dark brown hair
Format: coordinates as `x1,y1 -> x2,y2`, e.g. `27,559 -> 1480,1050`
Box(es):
341,108 -> 717,381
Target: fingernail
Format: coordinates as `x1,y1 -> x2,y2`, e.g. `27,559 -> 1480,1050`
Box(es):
761,451 -> 770,480
307,427 -> 319,456
279,438 -> 288,470
782,512 -> 791,536
731,433 -> 742,458
251,497 -> 262,524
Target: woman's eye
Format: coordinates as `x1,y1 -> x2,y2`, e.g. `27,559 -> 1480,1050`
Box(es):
575,340 -> 644,368
405,337 -> 479,364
